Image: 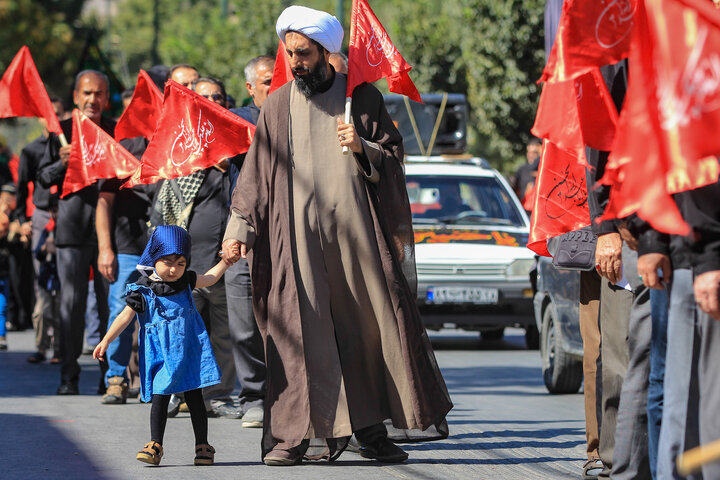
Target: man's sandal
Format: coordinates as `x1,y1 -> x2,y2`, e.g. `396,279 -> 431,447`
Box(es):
136,441 -> 163,466
194,444 -> 215,466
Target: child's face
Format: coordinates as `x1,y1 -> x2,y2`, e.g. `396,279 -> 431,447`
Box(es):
154,254 -> 187,282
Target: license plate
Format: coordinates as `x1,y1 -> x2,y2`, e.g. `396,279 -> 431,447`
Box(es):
427,286 -> 499,305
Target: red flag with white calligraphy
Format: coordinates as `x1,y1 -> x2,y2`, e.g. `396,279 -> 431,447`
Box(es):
269,40 -> 294,94
0,46 -> 62,135
346,0 -> 421,102
124,81 -> 256,187
114,69 -> 163,141
62,109 -> 140,198
600,0 -> 720,235
541,0 -> 637,83
527,140 -> 591,257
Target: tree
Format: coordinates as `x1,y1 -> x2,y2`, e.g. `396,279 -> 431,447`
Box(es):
0,0 -> 93,100
459,0 -> 545,172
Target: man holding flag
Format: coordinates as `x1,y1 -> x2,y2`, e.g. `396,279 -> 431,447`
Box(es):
222,4 -> 451,467
38,70 -> 114,396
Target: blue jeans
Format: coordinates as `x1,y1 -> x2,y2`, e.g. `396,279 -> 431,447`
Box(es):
104,254 -> 141,385
0,277 -> 8,337
648,287 -> 669,479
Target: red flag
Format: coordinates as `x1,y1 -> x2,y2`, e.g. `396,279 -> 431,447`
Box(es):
528,141 -> 591,257
269,40 -> 294,94
541,0 -> 637,83
0,46 -> 62,135
346,0 -> 421,102
114,69 -> 163,141
533,68 -> 618,155
600,0 -> 720,235
62,109 -> 140,198
125,81 -> 256,187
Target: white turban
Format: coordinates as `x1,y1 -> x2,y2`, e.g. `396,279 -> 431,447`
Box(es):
276,6 -> 344,53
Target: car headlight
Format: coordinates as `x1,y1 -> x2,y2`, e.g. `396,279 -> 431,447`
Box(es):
506,259 -> 535,278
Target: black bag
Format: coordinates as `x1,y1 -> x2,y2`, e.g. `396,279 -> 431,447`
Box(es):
552,226 -> 597,271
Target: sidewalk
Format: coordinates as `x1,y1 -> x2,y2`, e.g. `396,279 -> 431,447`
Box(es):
1,329 -> 586,479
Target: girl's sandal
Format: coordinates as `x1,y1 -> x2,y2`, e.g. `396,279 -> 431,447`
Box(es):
136,441 -> 163,466
194,444 -> 215,466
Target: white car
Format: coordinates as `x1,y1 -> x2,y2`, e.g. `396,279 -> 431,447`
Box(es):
405,156 -> 537,347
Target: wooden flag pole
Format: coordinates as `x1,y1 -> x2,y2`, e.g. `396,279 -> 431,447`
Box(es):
677,439 -> 720,476
59,133 -> 68,147
342,97 -> 351,155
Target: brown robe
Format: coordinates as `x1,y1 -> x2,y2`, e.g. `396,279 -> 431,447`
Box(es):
225,74 -> 452,458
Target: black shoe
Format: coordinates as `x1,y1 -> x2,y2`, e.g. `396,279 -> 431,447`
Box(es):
27,352 -> 46,363
167,394 -> 182,418
207,403 -> 243,419
56,383 -> 79,395
359,437 -> 408,463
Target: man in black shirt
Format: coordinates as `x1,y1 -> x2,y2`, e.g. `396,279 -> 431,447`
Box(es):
17,97 -> 67,364
96,137 -> 153,404
38,70 -> 114,395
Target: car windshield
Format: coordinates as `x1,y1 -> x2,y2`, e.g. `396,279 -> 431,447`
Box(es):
406,174 -> 525,227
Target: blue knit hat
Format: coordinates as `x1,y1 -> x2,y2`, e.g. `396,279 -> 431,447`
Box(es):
136,225 -> 191,277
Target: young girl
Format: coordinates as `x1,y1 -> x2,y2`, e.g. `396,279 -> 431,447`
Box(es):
93,225 -> 236,466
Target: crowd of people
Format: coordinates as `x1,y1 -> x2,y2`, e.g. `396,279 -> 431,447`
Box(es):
0,5 -> 451,469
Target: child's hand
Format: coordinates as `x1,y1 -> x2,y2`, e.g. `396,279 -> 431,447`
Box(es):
93,341 -> 108,361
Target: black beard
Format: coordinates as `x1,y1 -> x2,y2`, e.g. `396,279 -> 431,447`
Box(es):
293,60 -> 328,98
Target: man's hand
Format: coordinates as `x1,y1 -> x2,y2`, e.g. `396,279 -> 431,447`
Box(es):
617,222 -> 638,251
97,248 -> 117,283
336,118 -> 362,154
638,253 -> 672,289
595,232 -> 623,284
694,270 -> 720,319
59,145 -> 72,167
222,238 -> 247,263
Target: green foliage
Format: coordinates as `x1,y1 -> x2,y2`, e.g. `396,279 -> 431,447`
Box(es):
459,0 -> 545,172
0,0 -> 91,99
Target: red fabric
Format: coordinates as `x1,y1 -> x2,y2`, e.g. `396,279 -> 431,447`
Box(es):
62,109 -> 140,198
0,46 -> 62,135
600,0 -> 720,235
269,40 -> 294,95
346,0 -> 421,102
527,141 -> 591,257
533,68 -> 618,155
45,217 -> 55,232
114,69 -> 163,141
541,0 -> 637,83
125,81 -> 256,187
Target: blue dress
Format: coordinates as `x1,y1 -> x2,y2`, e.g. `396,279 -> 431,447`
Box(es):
126,276 -> 221,402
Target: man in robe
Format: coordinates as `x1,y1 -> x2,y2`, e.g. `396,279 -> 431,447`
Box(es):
222,5 -> 452,467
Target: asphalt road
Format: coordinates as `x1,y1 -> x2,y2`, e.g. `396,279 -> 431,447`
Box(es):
1,328 -> 586,479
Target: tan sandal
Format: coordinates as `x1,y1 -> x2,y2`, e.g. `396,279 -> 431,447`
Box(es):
194,443 -> 215,466
136,441 -> 163,466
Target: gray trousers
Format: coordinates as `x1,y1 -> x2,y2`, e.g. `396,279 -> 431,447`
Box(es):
225,259 -> 265,412
56,245 -> 109,386
193,280 -> 237,408
698,305 -> 720,479
657,269 -> 702,480
610,246 -> 651,479
30,209 -> 56,352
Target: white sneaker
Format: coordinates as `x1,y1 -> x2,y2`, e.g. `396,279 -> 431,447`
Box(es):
241,406 -> 264,428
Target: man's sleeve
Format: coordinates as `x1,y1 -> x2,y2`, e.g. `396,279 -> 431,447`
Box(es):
12,147 -> 33,222
37,134 -> 66,189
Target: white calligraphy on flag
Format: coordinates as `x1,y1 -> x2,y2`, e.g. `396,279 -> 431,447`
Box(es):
595,0 -> 635,49
170,110 -> 215,167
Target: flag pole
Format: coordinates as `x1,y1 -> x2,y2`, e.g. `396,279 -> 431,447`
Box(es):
342,96 -> 351,155
59,134 -> 68,147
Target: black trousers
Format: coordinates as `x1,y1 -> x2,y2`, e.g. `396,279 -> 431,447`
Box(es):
56,245 -> 109,386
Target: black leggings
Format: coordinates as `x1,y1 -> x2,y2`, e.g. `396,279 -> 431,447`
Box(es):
150,389 -> 207,445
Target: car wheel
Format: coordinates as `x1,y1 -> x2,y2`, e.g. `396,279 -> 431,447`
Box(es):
525,325 -> 539,350
540,305 -> 582,394
480,327 -> 504,341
